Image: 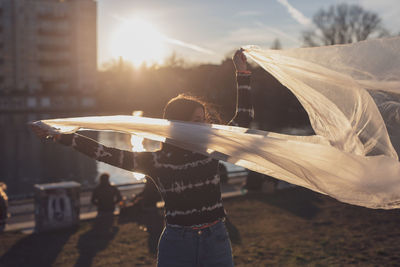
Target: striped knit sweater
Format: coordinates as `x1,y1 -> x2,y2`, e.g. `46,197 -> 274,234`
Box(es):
58,72 -> 253,226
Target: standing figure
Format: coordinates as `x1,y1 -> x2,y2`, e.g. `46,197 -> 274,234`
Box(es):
0,182 -> 8,232
91,173 -> 122,216
32,49 -> 253,266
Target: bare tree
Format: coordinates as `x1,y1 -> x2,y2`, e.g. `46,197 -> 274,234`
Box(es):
302,3 -> 389,47
164,51 -> 186,68
270,38 -> 282,50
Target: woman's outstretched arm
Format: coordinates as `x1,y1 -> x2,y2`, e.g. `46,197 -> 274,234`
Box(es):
31,124 -> 154,175
58,133 -> 138,170
229,49 -> 254,128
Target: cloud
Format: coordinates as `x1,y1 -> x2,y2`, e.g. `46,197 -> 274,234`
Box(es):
236,10 -> 263,17
254,22 -> 301,44
276,0 -> 312,26
111,14 -> 215,55
206,23 -> 302,57
223,24 -> 300,45
165,38 -> 215,55
358,0 -> 400,33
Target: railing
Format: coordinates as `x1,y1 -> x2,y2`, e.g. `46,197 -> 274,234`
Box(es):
0,95 -> 97,112
8,169 -> 248,202
37,44 -> 70,52
5,170 -> 248,228
38,59 -> 70,66
37,13 -> 69,21
37,28 -> 70,37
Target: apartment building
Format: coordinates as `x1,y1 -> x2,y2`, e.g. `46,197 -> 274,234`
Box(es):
0,0 -> 97,94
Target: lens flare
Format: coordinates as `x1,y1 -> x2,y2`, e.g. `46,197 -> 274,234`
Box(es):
131,134 -> 145,179
111,18 -> 166,66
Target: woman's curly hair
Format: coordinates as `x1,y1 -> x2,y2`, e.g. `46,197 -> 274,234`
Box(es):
163,94 -> 221,123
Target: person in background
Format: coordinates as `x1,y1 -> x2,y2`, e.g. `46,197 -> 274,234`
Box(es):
218,162 -> 229,184
244,171 -> 278,193
91,173 -> 122,216
132,178 -> 161,209
0,182 -> 8,232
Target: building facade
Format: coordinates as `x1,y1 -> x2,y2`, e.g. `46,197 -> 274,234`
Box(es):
0,0 -> 97,95
0,0 -> 98,196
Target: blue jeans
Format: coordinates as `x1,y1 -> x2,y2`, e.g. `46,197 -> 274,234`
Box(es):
157,220 -> 234,267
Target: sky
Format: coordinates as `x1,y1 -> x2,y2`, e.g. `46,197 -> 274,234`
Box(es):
96,0 -> 400,68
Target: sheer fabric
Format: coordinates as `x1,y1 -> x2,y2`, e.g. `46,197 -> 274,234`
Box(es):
35,37 -> 400,209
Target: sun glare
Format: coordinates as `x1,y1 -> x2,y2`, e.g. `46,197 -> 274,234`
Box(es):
111,19 -> 166,66
131,134 -> 146,179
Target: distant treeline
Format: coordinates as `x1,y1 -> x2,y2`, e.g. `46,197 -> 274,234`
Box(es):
97,58 -> 312,133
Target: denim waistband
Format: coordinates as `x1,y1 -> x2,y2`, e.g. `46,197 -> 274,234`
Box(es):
166,218 -> 225,232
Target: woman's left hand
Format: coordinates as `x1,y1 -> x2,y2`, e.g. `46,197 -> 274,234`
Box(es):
232,49 -> 247,72
30,122 -> 61,141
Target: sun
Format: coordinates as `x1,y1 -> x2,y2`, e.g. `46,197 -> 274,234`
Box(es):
111,19 -> 167,66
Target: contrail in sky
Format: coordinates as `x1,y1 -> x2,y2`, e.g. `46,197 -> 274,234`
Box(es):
112,14 -> 214,55
164,38 -> 215,55
276,0 -> 312,26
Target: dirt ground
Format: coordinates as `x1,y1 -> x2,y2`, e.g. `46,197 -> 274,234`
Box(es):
1,187 -> 400,266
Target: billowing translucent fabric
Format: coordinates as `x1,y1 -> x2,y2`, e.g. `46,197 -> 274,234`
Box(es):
36,37 -> 400,209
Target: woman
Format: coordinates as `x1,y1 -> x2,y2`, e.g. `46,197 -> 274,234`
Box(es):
32,49 -> 253,266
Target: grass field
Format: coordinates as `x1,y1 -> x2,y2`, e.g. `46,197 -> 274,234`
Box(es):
1,187 -> 400,266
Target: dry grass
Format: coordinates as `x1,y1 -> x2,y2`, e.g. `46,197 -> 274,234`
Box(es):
1,187 -> 400,266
